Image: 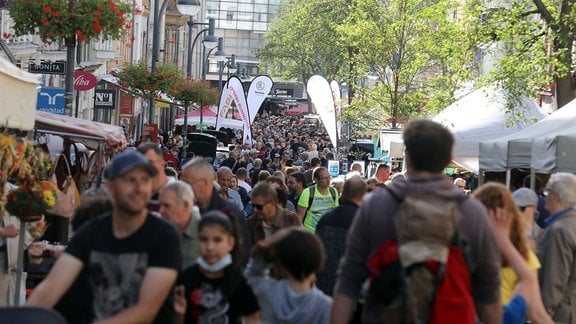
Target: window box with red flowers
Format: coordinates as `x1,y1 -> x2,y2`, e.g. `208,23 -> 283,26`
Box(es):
8,0 -> 133,43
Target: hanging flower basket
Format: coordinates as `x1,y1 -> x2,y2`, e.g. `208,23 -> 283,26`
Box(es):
1,133 -> 55,222
114,62 -> 184,100
8,0 -> 134,43
5,182 -> 58,222
169,78 -> 220,106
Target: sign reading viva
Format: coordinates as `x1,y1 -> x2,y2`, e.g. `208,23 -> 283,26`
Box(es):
74,71 -> 97,91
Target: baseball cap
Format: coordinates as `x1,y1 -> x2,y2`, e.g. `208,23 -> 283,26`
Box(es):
274,153 -> 281,158
104,150 -> 158,180
512,188 -> 538,207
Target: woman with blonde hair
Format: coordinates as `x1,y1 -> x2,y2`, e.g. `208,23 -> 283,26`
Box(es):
473,182 -> 552,324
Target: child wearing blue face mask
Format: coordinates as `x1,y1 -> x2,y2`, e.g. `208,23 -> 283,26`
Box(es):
175,210 -> 259,323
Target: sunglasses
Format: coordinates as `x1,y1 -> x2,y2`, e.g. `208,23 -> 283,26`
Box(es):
252,201 -> 272,210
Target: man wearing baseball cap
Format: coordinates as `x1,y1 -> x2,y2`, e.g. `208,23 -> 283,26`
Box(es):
28,150 -> 182,323
512,187 -> 539,237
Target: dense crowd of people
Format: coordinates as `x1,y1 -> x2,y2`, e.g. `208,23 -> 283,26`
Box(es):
1,115 -> 575,324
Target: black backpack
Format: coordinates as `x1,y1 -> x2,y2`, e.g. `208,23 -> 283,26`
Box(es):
304,184 -> 338,216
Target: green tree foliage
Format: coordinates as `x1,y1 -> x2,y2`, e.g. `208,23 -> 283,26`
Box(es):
259,0 -> 474,135
256,0 -> 351,82
465,0 -> 576,109
340,0 -> 474,130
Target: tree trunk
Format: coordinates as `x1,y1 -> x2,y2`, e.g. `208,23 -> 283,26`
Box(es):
552,0 -> 576,108
555,74 -> 575,108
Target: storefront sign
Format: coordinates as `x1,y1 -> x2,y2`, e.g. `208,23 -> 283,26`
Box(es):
94,89 -> 116,109
74,71 -> 97,91
119,91 -> 133,115
29,61 -> 66,75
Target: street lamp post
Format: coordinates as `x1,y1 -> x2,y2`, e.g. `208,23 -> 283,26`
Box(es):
182,18 -> 216,146
149,0 -> 200,125
64,0 -> 77,117
218,54 -> 237,92
187,18 -> 217,78
213,38 -> 229,93
193,45 -> 217,132
227,54 -> 238,78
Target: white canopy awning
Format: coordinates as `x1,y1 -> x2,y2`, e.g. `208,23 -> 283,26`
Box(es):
480,97 -> 576,174
433,86 -> 547,173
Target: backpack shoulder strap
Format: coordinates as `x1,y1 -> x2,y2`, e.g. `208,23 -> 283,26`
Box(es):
306,185 -> 316,211
329,186 -> 337,203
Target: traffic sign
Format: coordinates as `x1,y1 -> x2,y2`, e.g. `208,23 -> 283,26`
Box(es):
37,88 -> 65,115
29,61 -> 66,75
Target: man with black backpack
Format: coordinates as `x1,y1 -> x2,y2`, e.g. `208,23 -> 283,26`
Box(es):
331,119 -> 502,324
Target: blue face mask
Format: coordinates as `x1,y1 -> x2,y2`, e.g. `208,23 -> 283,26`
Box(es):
196,254 -> 232,272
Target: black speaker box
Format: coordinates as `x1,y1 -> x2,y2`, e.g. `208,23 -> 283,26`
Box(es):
186,133 -> 217,159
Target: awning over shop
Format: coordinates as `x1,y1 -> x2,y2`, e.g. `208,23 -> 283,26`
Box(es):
35,111 -> 127,150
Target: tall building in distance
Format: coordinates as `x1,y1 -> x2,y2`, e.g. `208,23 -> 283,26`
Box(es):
203,0 -> 281,81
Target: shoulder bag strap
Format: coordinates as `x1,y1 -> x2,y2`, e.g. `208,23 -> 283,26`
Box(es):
52,153 -> 73,192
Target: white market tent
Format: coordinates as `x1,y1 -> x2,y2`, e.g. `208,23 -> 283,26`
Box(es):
432,87 -> 547,173
0,57 -> 41,131
174,115 -> 244,130
479,97 -> 576,174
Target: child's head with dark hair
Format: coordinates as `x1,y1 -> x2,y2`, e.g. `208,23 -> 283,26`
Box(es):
274,227 -> 324,281
198,210 -> 242,269
71,196 -> 113,231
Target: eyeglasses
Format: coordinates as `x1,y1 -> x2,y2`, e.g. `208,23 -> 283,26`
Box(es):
252,201 -> 272,210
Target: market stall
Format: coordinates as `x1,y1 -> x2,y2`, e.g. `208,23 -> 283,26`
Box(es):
0,57 -> 42,306
480,97 -> 576,174
35,111 -> 127,150
433,86 -> 547,173
34,111 -> 128,193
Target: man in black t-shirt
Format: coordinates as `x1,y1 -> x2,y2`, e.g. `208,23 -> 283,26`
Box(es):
28,150 -> 182,323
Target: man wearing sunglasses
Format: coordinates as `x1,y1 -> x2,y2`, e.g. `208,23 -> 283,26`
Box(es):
247,182 -> 300,245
